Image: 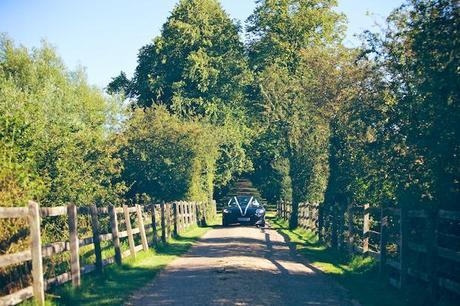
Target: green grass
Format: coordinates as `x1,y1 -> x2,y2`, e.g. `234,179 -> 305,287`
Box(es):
44,223 -> 214,306
270,217 -> 408,306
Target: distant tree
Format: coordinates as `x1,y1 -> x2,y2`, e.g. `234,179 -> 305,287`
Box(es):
109,0 -> 252,121
107,0 -> 254,195
246,0 -> 351,228
106,71 -> 131,95
246,0 -> 346,72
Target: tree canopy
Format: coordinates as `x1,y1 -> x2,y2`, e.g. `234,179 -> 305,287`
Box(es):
109,0 -> 252,122
246,0 -> 346,72
2,0 -> 458,231
2,1 -> 458,302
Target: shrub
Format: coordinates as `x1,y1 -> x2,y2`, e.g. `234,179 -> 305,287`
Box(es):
119,106 -> 219,202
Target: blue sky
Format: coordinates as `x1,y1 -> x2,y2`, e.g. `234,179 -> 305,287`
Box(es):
0,0 -> 404,88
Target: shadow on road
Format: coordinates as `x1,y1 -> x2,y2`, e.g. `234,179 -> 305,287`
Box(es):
127,226 -> 352,306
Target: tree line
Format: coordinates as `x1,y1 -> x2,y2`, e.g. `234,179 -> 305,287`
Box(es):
1,0 -> 458,250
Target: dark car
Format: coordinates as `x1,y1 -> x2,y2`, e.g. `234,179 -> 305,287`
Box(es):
222,195 -> 266,227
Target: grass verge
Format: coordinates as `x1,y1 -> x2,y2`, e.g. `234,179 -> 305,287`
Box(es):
44,222 -> 215,306
270,216 -> 408,306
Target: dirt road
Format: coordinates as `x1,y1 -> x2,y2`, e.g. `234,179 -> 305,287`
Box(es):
127,225 -> 353,306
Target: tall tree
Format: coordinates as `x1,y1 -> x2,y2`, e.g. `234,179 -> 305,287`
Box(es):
109,0 -> 252,121
380,0 -> 460,210
323,0 -> 459,256
246,0 -> 345,72
246,0 -> 350,228
0,37 -> 125,255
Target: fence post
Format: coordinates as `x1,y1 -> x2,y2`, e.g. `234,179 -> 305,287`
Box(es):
303,203 -> 307,228
201,202 -> 207,226
182,203 -> 186,228
212,200 -> 216,219
195,202 -> 199,226
176,202 -> 180,233
379,203 -> 387,278
399,205 -> 408,290
196,201 -> 200,224
189,202 -> 193,226
362,204 -> 370,255
426,209 -> 438,302
181,203 -> 185,228
67,203 -> 81,286
184,202 -> 188,228
312,203 -> 317,232
183,203 -> 187,227
283,201 -> 287,220
286,202 -> 288,220
298,203 -> 303,228
173,202 -> 178,237
160,202 -> 166,243
347,203 -> 354,255
318,204 -> 324,243
286,202 -> 292,223
185,202 -> 188,228
184,202 -> 188,227
151,205 -> 159,245
165,204 -> 170,239
28,200 -> 44,305
284,201 -> 287,220
331,205 -> 338,249
136,204 -> 149,251
90,205 -> 103,272
187,202 -> 191,226
190,202 -> 194,226
167,204 -> 172,239
198,202 -> 202,226
188,203 -> 192,225
109,205 -> 122,265
196,202 -> 200,226
307,203 -> 310,229
123,205 -> 136,257
182,202 -> 186,228
284,202 -> 287,220
193,202 -> 197,224
338,206 -> 345,251
302,204 -> 306,228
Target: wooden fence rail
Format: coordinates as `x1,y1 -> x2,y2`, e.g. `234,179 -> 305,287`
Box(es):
0,200 -> 216,305
277,202 -> 460,299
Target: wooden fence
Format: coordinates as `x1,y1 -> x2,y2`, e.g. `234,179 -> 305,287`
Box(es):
297,202 -> 319,231
277,202 -> 460,299
0,200 -> 216,305
276,201 -> 292,222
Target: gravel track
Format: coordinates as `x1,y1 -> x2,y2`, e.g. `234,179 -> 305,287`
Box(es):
126,225 -> 353,306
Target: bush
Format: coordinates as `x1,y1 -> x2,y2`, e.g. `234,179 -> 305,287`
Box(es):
0,36 -> 125,294
119,106 -> 219,202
